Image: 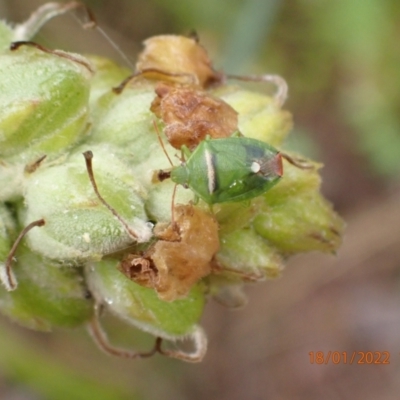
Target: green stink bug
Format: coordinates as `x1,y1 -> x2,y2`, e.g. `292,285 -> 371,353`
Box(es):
160,135 -> 283,204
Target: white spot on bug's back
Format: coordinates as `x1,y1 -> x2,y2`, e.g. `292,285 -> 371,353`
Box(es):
251,161 -> 261,173
205,149 -> 216,194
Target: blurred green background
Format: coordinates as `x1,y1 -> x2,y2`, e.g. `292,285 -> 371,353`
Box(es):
1,0 -> 400,399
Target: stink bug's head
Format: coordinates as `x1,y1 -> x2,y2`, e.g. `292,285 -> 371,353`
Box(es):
252,152 -> 283,180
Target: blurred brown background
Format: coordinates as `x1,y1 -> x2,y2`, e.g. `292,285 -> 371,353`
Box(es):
1,0 -> 400,399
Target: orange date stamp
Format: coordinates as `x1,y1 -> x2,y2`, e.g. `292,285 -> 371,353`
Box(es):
309,351 -> 390,365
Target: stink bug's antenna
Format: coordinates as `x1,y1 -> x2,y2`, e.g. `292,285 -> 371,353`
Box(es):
153,120 -> 174,167
170,184 -> 179,228
2,219 -> 45,291
82,151 -> 139,240
152,121 -> 179,226
281,153 -> 314,170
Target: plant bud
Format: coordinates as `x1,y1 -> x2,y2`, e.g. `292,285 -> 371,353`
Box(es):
0,242 -> 93,331
253,155 -> 345,253
215,227 -> 284,280
215,87 -> 293,146
90,86 -> 158,161
0,46 -> 91,160
21,144 -> 152,261
0,46 -> 92,201
86,55 -> 130,106
86,260 -> 205,339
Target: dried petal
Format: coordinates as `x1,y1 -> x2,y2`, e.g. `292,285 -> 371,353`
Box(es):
121,205 -> 219,301
151,82 -> 238,150
137,35 -> 221,87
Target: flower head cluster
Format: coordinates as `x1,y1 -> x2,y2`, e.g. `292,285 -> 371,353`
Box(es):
0,3 -> 344,362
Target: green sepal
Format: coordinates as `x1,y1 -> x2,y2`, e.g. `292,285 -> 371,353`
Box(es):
0,242 -> 93,331
86,259 -> 206,339
215,227 -> 284,279
86,55 -> 130,106
253,155 -> 345,253
214,87 -> 293,146
22,144 -> 152,261
0,46 -> 91,160
89,86 -> 157,163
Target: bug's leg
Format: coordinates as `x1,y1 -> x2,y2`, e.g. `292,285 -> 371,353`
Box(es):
10,41 -> 94,73
87,303 -> 159,359
180,145 -> 192,161
12,1 -> 96,41
82,151 -> 139,240
155,325 -> 207,363
1,219 -> 45,291
281,153 -> 314,170
113,69 -> 197,94
170,184 -> 179,229
226,73 -> 288,107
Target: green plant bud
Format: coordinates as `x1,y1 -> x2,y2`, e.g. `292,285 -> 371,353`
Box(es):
253,156 -> 345,253
215,227 -> 284,280
145,179 -> 195,222
89,85 -> 197,203
89,86 -> 157,162
86,55 -> 130,106
22,144 -> 152,261
0,46 -> 91,161
86,260 -> 205,339
214,200 -> 263,235
0,21 -> 13,52
214,87 -> 293,147
0,162 -> 26,202
0,242 -> 93,331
